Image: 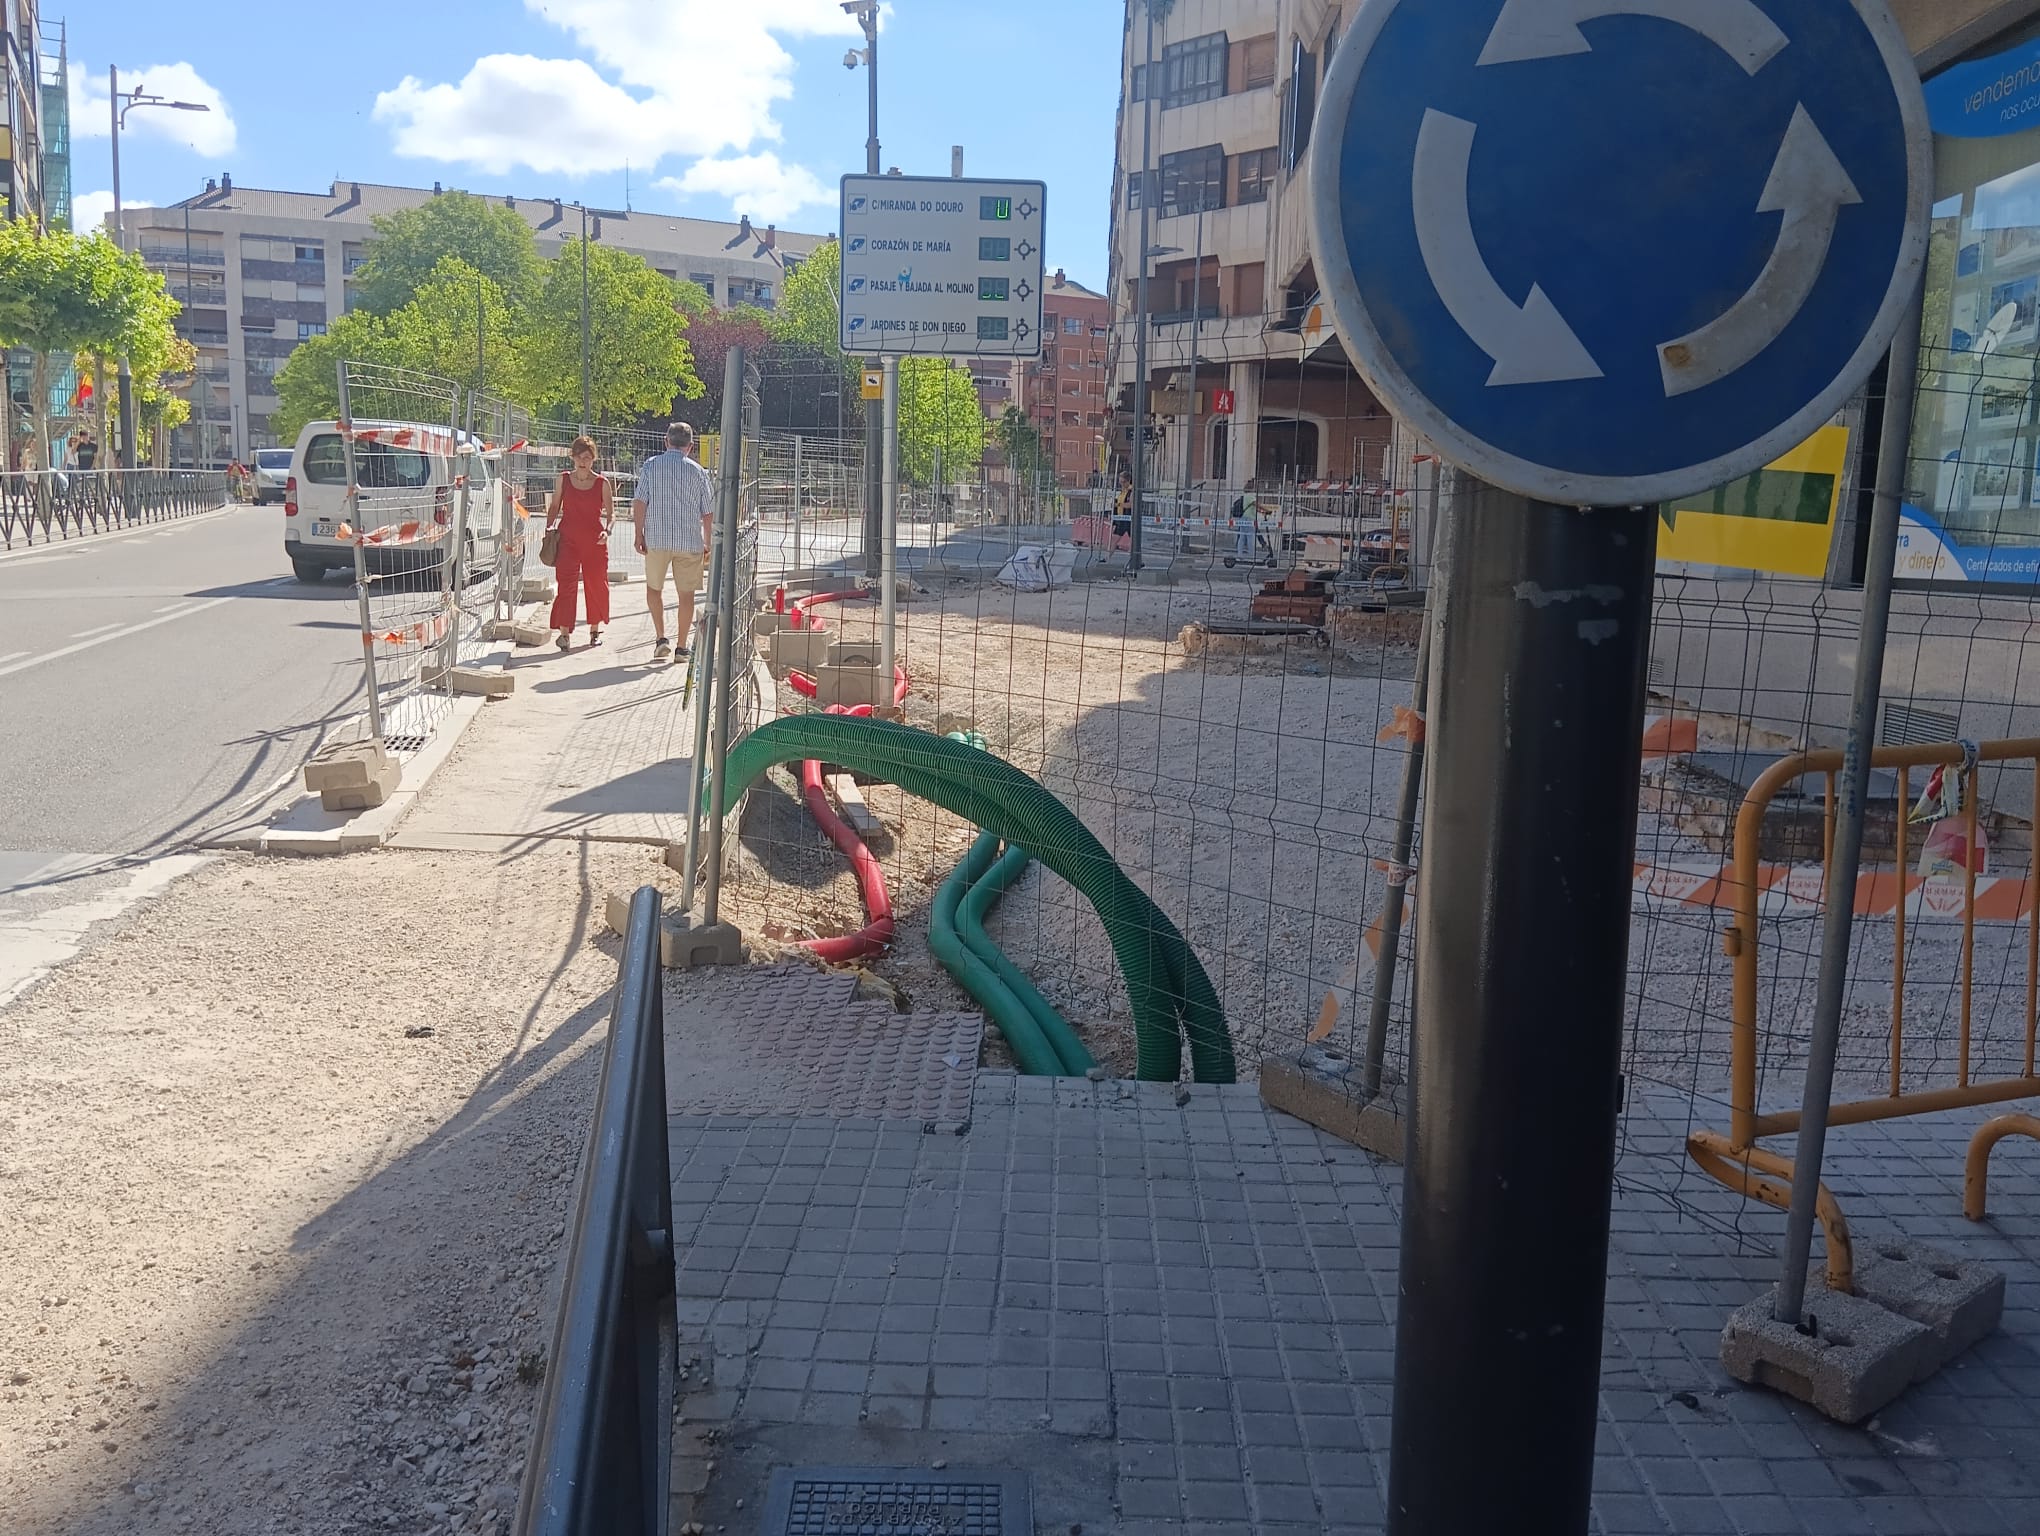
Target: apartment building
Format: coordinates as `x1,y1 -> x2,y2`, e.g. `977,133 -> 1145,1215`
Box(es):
1106,0 -> 1387,494
114,177 -> 827,463
1015,271 -> 1111,486
1,0 -> 45,225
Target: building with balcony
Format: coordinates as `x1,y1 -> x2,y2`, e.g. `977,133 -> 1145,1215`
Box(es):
1016,270 -> 1111,487
1106,0 -> 1388,494
111,176 -> 827,463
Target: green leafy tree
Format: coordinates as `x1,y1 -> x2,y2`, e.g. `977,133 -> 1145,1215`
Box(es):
897,356 -> 985,485
350,191 -> 543,316
520,239 -> 703,424
0,221 -> 176,469
768,239 -> 843,355
676,304 -> 774,430
272,259 -> 525,440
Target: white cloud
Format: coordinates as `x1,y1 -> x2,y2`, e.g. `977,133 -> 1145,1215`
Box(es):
658,153 -> 830,224
71,61 -> 238,156
374,1 -> 862,178
68,189 -> 139,234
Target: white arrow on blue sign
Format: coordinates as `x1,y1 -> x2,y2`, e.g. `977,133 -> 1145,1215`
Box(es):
1310,0 -> 1931,506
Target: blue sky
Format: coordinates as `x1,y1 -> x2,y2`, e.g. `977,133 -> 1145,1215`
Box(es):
68,0 -> 1122,290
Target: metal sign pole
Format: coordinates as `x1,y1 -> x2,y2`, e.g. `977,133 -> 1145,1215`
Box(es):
1392,488 -> 1657,1530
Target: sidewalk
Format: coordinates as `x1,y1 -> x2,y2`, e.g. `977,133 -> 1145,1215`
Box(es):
390,603 -> 699,852
659,982 -> 2040,1535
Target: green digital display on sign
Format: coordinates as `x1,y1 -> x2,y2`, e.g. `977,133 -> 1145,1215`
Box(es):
980,196 -> 1011,221
979,277 -> 1009,302
977,316 -> 1010,341
979,237 -> 1011,262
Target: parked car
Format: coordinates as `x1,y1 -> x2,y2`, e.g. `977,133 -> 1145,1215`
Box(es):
282,419 -> 503,584
252,447 -> 294,503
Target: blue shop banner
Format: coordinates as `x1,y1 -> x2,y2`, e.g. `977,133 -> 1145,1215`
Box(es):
1927,38 -> 2040,138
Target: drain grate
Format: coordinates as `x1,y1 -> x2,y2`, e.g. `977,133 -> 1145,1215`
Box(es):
380,733 -> 429,756
762,1467 -> 1030,1536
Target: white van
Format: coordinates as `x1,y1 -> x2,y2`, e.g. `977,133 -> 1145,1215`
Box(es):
283,418 -> 504,584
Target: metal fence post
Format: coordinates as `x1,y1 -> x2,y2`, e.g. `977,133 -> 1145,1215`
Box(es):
1361,472 -> 1451,1098
702,346 -> 747,928
1773,283 -> 1926,1326
441,390 -> 475,690
881,356 -> 899,689
792,433 -> 804,572
338,363 -> 385,745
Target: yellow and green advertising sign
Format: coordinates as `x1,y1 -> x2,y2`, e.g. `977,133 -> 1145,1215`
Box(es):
1656,423 -> 1849,579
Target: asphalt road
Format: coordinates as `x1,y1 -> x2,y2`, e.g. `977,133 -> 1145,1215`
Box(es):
0,505 -> 366,998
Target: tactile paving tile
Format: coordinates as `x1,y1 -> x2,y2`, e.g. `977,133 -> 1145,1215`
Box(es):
762,1467 -> 1030,1536
665,967 -> 981,1128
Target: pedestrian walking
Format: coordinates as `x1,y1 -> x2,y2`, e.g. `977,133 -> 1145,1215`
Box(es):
74,432 -> 99,471
632,421 -> 714,663
544,436 -> 612,651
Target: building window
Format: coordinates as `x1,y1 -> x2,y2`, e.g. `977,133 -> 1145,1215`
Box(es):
294,243 -> 325,264
1284,40 -> 1319,172
1240,35 -> 1278,90
1063,317 -> 1083,335
1139,31 -> 1229,108
1159,144 -> 1226,216
298,321 -> 327,339
1064,380 -> 1083,396
1125,170 -> 1156,210
297,284 -> 326,305
1235,148 -> 1278,205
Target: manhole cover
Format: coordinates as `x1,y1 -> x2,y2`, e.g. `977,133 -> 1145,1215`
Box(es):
761,1466 -> 1030,1536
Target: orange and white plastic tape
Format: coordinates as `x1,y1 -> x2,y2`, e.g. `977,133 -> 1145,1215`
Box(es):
335,519 -> 451,548
362,609 -> 453,648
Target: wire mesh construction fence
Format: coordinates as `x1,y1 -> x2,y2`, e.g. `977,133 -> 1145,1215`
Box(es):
332,361 -> 502,753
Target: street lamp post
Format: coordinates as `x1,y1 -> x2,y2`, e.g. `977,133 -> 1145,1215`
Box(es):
109,67 -> 211,471
844,0 -> 883,574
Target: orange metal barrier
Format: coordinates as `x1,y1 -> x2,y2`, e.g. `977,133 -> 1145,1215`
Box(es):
1685,736 -> 2040,1290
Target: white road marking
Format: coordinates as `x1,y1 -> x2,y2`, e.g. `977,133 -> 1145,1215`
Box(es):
70,622 -> 125,639
0,596 -> 233,682
0,651 -> 26,666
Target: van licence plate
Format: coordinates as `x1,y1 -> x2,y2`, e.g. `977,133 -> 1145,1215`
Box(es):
313,520 -> 335,537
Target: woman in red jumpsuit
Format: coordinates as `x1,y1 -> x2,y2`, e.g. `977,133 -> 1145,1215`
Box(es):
546,436 -> 611,650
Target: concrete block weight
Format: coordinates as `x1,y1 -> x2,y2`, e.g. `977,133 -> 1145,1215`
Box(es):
1720,1286 -> 1932,1424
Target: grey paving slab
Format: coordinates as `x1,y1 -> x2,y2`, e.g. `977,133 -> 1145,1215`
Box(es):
668,1074 -> 2040,1535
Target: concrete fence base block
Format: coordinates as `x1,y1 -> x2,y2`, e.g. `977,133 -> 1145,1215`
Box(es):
1720,1286 -> 1932,1424
424,664 -> 515,699
607,569 -> 629,585
604,893 -> 744,969
518,577 -> 555,603
510,619 -> 553,647
303,739 -> 392,795
1257,1048 -> 1405,1163
1135,562 -> 1182,587
1837,1242 -> 2006,1372
660,916 -> 744,971
484,617 -> 520,641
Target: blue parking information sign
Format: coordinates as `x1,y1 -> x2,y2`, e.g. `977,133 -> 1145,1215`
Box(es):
1311,0 -> 1931,505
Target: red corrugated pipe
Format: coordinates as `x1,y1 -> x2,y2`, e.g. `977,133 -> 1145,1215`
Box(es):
789,588 -> 868,630
798,703 -> 894,962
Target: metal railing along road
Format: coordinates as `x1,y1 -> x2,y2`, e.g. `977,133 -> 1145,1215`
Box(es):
511,887 -> 677,1536
0,468 -> 229,549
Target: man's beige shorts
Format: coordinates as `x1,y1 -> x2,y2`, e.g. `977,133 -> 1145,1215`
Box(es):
645,549 -> 706,593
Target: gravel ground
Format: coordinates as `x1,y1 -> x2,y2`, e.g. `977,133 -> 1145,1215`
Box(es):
0,842 -> 659,1536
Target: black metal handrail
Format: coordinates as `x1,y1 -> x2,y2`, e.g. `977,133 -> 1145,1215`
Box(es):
0,468 -> 230,550
512,886 -> 678,1536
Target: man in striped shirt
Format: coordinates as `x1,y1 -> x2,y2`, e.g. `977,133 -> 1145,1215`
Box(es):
632,421 -> 716,661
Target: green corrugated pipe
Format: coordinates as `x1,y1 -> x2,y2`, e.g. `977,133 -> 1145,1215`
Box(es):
929,835 -> 1064,1076
957,835 -> 1096,1077
712,716 -> 1233,1082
